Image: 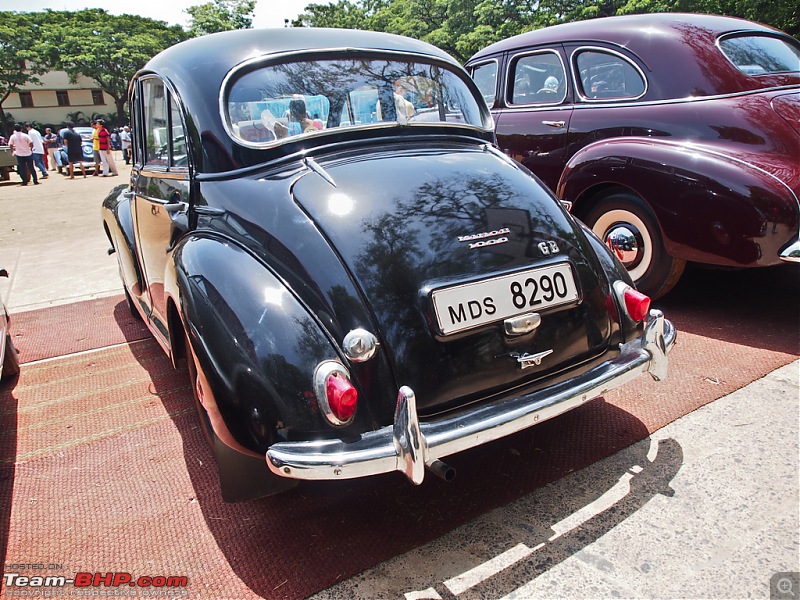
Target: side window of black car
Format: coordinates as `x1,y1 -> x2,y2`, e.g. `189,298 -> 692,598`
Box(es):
169,95 -> 188,169
470,61 -> 498,108
141,77 -> 189,169
574,49 -> 646,100
509,51 -> 567,106
142,78 -> 168,167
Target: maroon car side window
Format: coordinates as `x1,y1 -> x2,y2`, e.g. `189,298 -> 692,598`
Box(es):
574,49 -> 646,100
509,51 -> 567,106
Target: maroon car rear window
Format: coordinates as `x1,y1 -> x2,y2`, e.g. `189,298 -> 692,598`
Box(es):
719,35 -> 800,76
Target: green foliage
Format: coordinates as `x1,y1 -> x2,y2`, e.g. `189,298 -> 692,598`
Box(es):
186,0 -> 256,36
0,12 -> 49,134
37,9 -> 188,121
1,9 -> 188,125
293,0 -> 799,62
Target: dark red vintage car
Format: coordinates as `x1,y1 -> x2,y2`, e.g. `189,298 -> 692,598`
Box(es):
466,14 -> 800,298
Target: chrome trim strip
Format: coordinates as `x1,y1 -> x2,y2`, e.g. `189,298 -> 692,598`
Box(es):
267,310 -> 676,485
780,238 -> 800,262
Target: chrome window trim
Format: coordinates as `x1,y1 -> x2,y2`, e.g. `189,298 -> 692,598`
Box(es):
219,47 -> 494,150
716,31 -> 800,76
570,46 -> 648,103
468,58 -> 500,108
505,48 -> 568,107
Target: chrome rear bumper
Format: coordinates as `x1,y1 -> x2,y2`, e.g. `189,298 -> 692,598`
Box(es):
267,310 -> 676,485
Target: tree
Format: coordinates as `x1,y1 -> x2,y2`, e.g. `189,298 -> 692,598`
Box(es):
0,12 -> 48,135
35,9 -> 188,123
186,0 -> 257,37
293,0 -> 798,62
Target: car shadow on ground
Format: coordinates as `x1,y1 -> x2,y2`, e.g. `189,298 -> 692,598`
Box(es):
367,436 -> 683,600
0,371 -> 20,571
654,263 -> 799,355
112,261 -> 796,598
125,324 -> 676,599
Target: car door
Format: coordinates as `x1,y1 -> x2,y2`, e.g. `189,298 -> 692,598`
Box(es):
491,47 -> 574,192
131,76 -> 191,344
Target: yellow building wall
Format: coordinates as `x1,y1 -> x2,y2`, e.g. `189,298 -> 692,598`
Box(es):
5,71 -> 119,127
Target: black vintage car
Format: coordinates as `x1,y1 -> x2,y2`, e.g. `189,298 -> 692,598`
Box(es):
102,28 -> 676,502
0,269 -> 19,382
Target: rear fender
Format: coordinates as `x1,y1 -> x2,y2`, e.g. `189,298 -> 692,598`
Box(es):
164,234 -> 367,500
101,185 -> 142,294
561,138 -> 799,266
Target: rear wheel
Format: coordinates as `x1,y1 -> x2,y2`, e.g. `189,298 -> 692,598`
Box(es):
123,287 -> 141,320
3,333 -> 20,378
583,190 -> 685,299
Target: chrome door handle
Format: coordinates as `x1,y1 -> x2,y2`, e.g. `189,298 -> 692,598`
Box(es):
542,120 -> 566,128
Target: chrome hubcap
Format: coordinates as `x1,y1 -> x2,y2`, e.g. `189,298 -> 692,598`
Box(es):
605,224 -> 644,269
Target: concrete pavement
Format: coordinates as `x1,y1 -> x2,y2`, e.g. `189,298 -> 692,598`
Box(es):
0,157 -> 128,312
0,158 -> 797,599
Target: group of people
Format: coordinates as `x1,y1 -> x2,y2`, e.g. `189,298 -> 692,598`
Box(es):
6,120 -> 132,184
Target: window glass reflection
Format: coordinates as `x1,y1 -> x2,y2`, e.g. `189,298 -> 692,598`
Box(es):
719,35 -> 800,75
227,56 -> 487,145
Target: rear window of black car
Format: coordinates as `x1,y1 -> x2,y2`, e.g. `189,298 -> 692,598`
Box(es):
719,35 -> 800,75
225,54 -> 488,146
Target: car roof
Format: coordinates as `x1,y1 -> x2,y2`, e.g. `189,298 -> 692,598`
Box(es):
137,28 -> 480,174
144,27 -> 458,84
469,13 -> 785,59
468,13 -> 798,99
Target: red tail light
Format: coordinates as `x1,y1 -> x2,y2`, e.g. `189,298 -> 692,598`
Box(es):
314,361 -> 359,426
623,287 -> 651,322
326,373 -> 358,422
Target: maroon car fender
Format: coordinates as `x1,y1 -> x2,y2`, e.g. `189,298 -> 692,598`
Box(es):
559,137 -> 799,267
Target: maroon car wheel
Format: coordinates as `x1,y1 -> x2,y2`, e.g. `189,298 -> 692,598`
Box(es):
584,190 -> 685,299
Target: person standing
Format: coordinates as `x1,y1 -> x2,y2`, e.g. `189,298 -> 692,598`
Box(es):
96,120 -> 118,177
91,120 -> 101,176
44,127 -> 60,171
25,123 -> 48,179
62,121 -> 87,179
8,124 -> 38,185
120,125 -> 132,164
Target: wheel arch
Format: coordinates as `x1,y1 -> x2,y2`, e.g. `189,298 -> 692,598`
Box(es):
162,232 -> 369,501
558,137 -> 799,267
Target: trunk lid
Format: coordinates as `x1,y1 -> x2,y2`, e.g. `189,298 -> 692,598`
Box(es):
292,141 -> 616,415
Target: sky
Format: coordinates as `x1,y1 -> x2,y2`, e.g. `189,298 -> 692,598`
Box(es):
0,0 -> 311,29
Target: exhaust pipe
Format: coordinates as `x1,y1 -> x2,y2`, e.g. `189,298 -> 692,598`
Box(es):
426,459 -> 456,482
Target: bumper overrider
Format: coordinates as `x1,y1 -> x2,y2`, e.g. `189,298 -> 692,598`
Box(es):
267,309 -> 676,485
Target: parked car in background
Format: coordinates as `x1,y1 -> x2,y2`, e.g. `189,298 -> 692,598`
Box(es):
466,13 -> 800,298
102,27 -> 675,502
0,146 -> 16,181
0,269 -> 20,382
64,126 -> 98,172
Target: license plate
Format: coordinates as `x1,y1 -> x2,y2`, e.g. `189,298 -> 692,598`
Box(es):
431,262 -> 578,335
